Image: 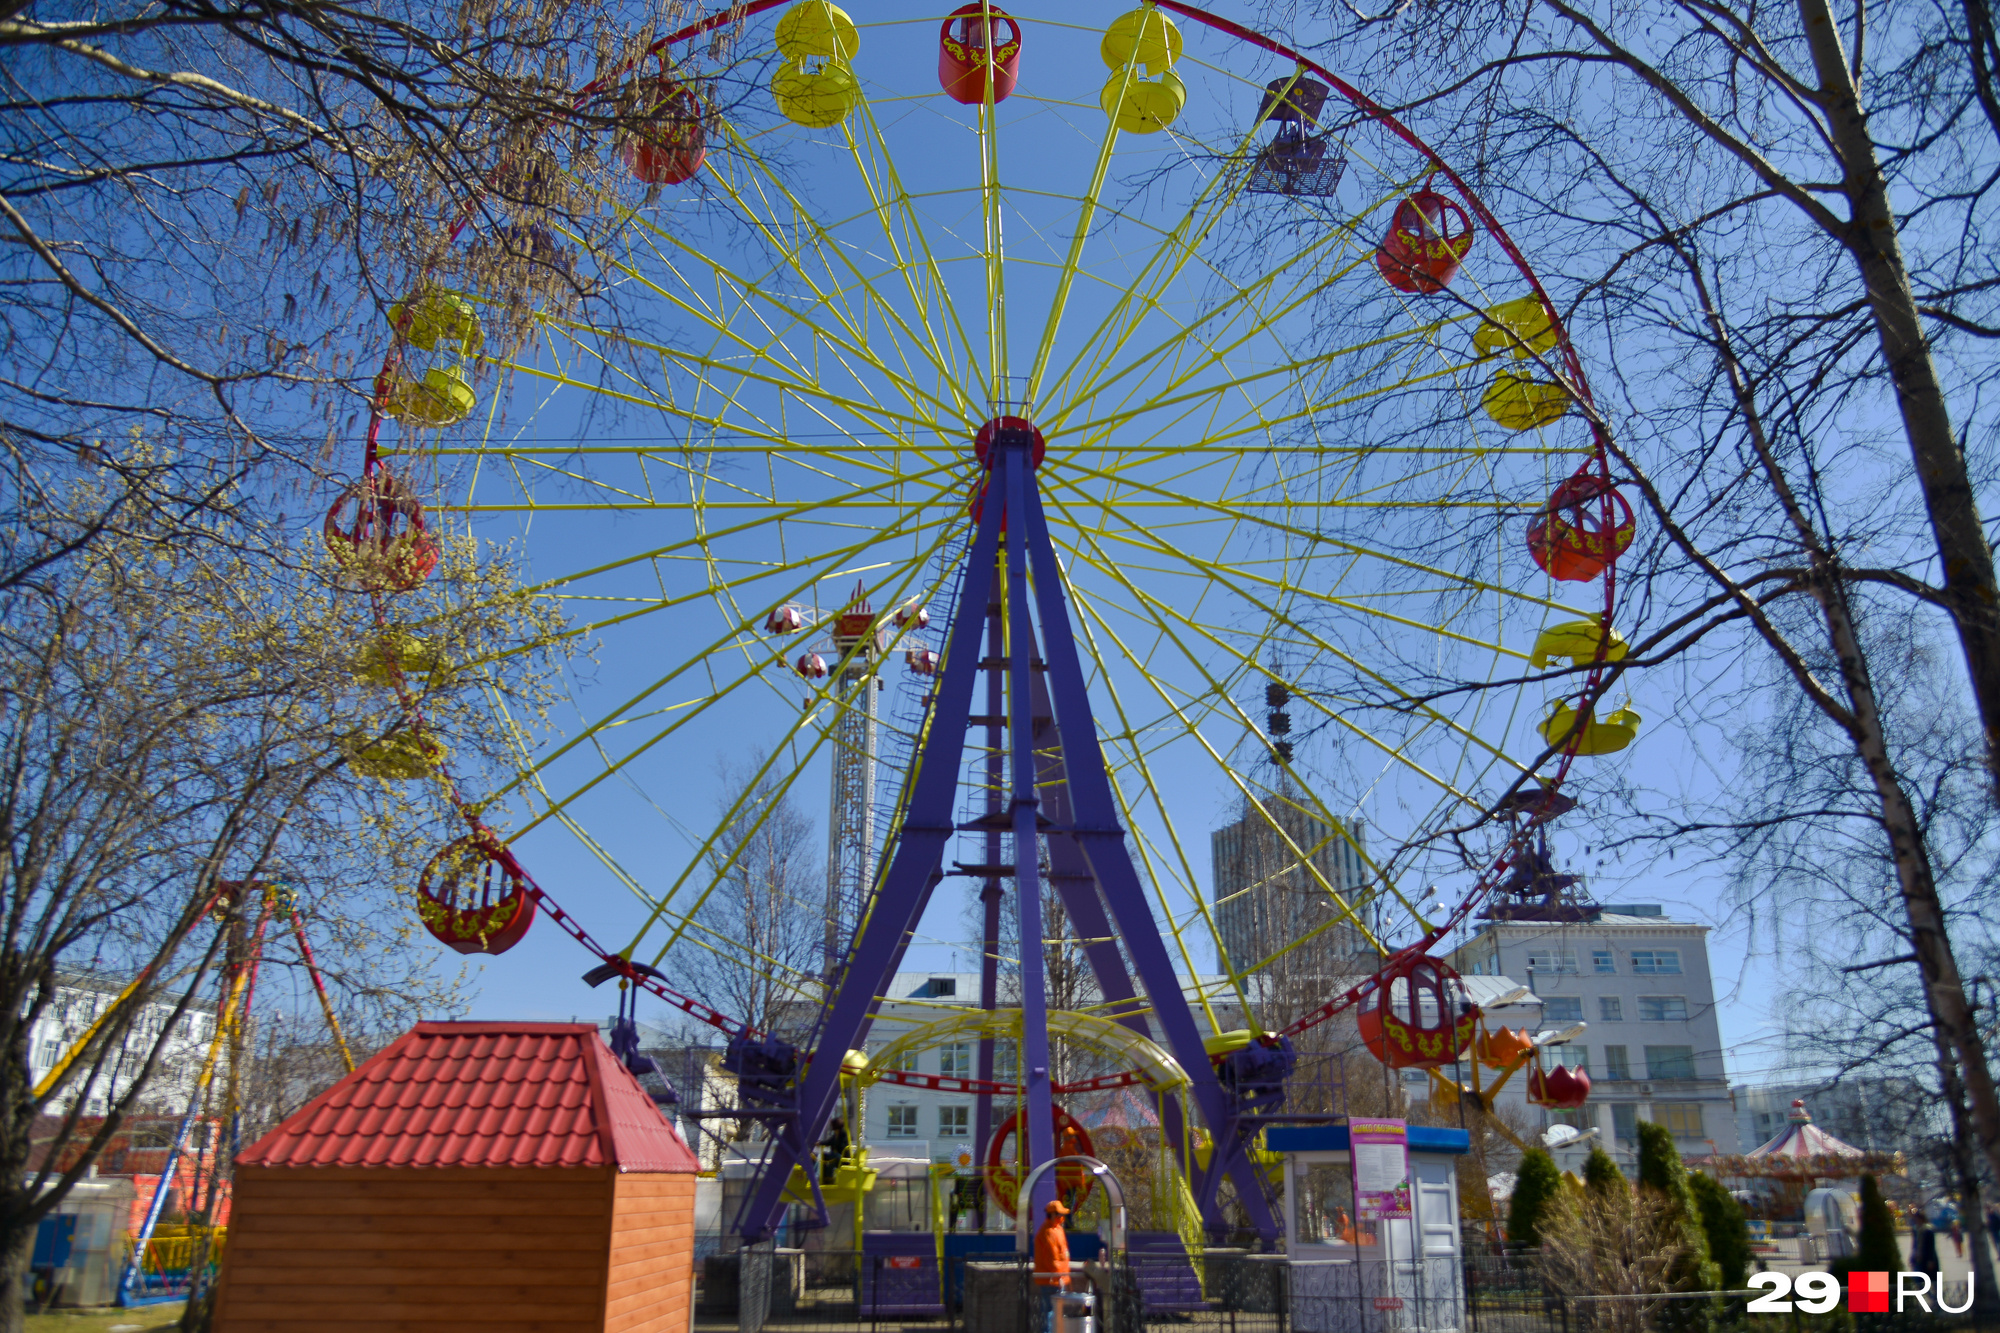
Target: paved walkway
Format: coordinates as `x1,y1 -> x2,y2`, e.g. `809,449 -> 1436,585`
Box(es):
1754,1234 -> 1976,1290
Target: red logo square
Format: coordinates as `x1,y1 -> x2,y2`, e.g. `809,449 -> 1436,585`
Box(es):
1849,1270 -> 1890,1314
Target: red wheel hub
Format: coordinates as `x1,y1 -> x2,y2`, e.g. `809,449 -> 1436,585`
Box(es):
973,416 -> 1045,469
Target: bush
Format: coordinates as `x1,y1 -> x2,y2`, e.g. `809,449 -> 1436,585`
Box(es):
1686,1169 -> 1753,1290
1509,1147 -> 1562,1248
1636,1122 -> 1722,1331
1585,1145 -> 1629,1197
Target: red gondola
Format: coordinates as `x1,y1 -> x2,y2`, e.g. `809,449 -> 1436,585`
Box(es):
939,3 -> 1022,105
1528,1061 -> 1592,1110
623,81 -> 706,186
1374,187 -> 1475,295
322,469 -> 440,592
796,652 -> 829,679
416,832 -> 537,955
1527,472 -> 1635,582
1357,954 -> 1480,1068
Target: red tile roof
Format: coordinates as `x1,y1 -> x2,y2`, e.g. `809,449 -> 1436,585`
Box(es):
238,1022 -> 700,1172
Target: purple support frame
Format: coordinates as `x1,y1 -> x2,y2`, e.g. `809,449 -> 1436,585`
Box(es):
730,467 -> 1007,1242
1002,442 -> 1059,1208
1014,468 -> 1279,1242
733,434 -> 1276,1244
1029,670 -> 1206,1209
973,567 -> 1003,1231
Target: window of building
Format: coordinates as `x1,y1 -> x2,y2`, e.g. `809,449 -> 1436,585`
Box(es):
1544,1044 -> 1588,1071
938,1105 -> 970,1138
1631,950 -> 1682,975
1543,995 -> 1584,1022
876,1046 -> 917,1074
993,1041 -> 1018,1082
1527,950 -> 1578,974
1654,1102 -> 1705,1137
926,977 -> 958,998
939,1042 -> 973,1078
1602,1045 -> 1631,1080
1592,950 -> 1616,974
1644,1045 -> 1697,1080
1611,1104 -> 1639,1141
1599,996 -> 1624,1022
887,1106 -> 919,1138
1549,1107 -> 1591,1129
1638,995 -> 1690,1022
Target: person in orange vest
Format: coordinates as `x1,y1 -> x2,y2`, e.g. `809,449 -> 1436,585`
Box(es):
1034,1198 -> 1071,1333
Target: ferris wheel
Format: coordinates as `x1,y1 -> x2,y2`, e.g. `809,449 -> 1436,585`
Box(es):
343,0 -> 1639,1247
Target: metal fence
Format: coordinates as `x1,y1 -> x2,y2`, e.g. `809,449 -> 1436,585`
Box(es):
696,1244 -> 1469,1333
691,1242 -> 2000,1333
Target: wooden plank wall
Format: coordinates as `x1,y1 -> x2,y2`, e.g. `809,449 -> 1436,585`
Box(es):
604,1174 -> 697,1333
213,1166 -> 615,1332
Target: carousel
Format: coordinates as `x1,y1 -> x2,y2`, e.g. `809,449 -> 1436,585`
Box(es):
1695,1099 -> 1906,1237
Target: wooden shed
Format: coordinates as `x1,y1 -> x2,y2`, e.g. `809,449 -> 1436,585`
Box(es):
214,1020 -> 700,1332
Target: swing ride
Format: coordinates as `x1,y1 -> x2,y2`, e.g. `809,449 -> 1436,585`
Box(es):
26,880 -> 359,1308
320,0 -> 1638,1252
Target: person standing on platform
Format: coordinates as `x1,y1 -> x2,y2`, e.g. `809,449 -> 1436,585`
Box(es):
1035,1199 -> 1072,1333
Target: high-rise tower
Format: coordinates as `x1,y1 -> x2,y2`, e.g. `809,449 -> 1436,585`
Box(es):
823,584 -> 884,978
1212,789 -> 1373,995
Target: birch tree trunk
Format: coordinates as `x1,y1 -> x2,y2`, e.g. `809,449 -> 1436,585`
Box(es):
1795,0 -> 2000,801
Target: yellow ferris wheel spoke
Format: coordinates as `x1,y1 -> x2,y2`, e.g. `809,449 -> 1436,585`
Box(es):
591,226 -> 965,437
1021,50 -> 1130,406
1034,124 -> 1277,422
1041,232 -> 1379,442
1033,107 -> 1379,430
1044,459 -> 1568,612
1052,517 -> 1525,803
1042,480 -> 1520,822
496,501 -> 962,817
630,555 -> 956,962
696,110 -> 979,428
975,81 -> 1009,397
1054,570 -> 1381,1032
846,97 -> 983,401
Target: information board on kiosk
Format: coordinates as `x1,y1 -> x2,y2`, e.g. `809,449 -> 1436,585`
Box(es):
1349,1118 -> 1412,1220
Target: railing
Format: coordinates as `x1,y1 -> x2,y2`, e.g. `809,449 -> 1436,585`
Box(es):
125,1225 -> 225,1304
136,1225 -> 225,1276
690,1241 -> 1989,1333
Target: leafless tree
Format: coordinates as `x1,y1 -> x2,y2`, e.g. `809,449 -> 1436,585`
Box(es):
0,0 -> 751,588
675,759 -> 826,1044
0,462 -> 568,1330
1256,0 -> 2000,1230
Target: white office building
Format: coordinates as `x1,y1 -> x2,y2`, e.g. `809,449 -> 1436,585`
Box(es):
855,970 -> 1264,1160
1450,904 -> 1741,1170
1734,1077 -> 1935,1163
27,975 -> 221,1116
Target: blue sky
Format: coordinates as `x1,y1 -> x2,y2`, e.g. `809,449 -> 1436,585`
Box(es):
411,0 -> 1784,1090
